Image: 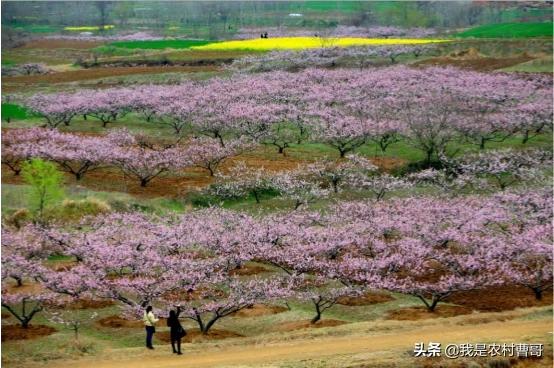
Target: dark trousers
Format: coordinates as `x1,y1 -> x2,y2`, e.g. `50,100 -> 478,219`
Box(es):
145,326 -> 155,347
171,337 -> 182,353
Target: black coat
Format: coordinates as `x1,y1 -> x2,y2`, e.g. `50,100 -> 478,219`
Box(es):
167,310 -> 185,340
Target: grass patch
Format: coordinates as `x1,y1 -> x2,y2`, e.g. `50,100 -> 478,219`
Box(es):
457,22 -> 553,38
108,39 -> 213,50
1,103 -> 34,121
2,59 -> 16,66
284,1 -> 363,13
13,24 -> 60,33
91,45 -> 138,57
1,183 -> 188,217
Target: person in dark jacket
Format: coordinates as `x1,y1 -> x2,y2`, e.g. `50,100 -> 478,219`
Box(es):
167,306 -> 186,354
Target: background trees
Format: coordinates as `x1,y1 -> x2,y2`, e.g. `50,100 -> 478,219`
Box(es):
18,67 -> 550,168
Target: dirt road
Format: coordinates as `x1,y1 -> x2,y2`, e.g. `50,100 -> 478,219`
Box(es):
39,319 -> 551,368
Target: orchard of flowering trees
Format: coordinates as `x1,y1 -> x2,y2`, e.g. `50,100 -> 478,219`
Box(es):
1,128 -> 250,186
21,66 -> 552,164
2,189 -> 552,330
2,61 -> 553,343
228,45 -> 436,72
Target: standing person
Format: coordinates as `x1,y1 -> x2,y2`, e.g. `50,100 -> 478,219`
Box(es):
143,305 -> 159,349
167,306 -> 186,355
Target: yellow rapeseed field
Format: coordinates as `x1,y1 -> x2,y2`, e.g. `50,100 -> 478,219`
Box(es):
64,25 -> 115,31
191,37 -> 448,51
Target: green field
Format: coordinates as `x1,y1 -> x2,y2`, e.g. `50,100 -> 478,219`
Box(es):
457,22 -> 553,38
290,1 -> 362,13
108,39 -> 215,50
1,103 -> 34,121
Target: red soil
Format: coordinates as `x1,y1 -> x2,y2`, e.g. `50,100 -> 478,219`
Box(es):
416,55 -> 534,72
2,65 -> 219,89
228,264 -> 270,276
96,315 -> 166,328
445,285 -> 553,312
336,291 -> 395,306
1,324 -> 57,341
231,304 -> 288,318
386,305 -> 473,321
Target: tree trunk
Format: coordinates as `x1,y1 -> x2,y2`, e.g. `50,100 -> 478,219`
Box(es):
522,130 -> 530,144
533,288 -> 542,301
424,149 -> 433,168
140,178 -> 149,187
332,180 -> 339,194
202,315 -> 220,335
253,191 -> 260,204
216,133 -> 225,147
311,303 -> 322,324
479,137 -> 486,150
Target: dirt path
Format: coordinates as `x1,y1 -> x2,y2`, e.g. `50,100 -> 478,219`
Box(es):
40,319 -> 551,368
2,65 -> 218,85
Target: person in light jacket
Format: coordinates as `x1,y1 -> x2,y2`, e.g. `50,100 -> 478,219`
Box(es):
143,305 -> 159,349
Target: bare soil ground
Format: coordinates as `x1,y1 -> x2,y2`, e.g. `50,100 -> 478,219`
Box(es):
57,299 -> 115,310
228,264 -> 270,276
445,285 -> 553,312
2,65 -> 219,89
336,291 -> 395,306
1,325 -> 57,341
30,319 -> 552,368
96,315 -> 166,329
386,305 -> 473,320
230,304 -> 288,318
416,55 -> 535,72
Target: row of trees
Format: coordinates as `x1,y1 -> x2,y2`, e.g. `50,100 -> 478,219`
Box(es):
2,128 -> 251,186
3,127 -> 549,194
23,66 -> 552,163
2,188 -> 552,332
229,45 -> 436,72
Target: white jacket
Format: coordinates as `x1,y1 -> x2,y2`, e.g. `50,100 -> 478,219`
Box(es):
143,311 -> 159,327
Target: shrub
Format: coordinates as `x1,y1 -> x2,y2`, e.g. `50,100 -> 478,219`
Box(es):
44,198 -> 111,223
4,208 -> 32,229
